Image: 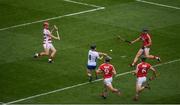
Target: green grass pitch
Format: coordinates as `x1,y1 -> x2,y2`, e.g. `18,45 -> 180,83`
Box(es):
0,0 -> 180,104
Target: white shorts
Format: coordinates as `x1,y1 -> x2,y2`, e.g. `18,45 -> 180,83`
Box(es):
137,77 -> 147,86
104,77 -> 113,86
140,47 -> 150,55
43,43 -> 55,50
144,47 -> 150,52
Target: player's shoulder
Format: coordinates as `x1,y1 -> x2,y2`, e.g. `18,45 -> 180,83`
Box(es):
43,28 -> 50,33
147,62 -> 151,66
143,62 -> 151,67
43,28 -> 48,31
108,63 -> 114,67
137,62 -> 150,67
88,50 -> 92,53
146,33 -> 151,37
104,63 -> 113,67
137,62 -> 143,66
140,33 -> 145,36
99,63 -> 105,69
90,50 -> 98,55
100,63 -> 109,67
89,50 -> 96,52
140,33 -> 151,36
88,50 -> 93,54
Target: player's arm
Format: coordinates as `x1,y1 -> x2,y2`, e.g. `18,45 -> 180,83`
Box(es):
48,27 -> 60,40
112,66 -> 117,75
49,33 -> 60,40
149,66 -> 157,80
130,37 -> 141,44
132,65 -> 139,75
98,52 -> 107,56
96,69 -> 102,75
98,52 -> 107,60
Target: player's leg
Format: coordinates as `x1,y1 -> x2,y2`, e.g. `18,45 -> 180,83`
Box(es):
105,78 -> 121,96
40,48 -> 49,56
87,66 -> 93,82
131,48 -> 143,66
101,84 -> 108,99
49,44 -> 56,63
134,77 -> 147,101
144,48 -> 161,61
107,84 -> 121,95
93,67 -> 98,79
87,70 -> 92,82
87,66 -> 97,82
34,44 -> 49,58
134,83 -> 142,101
95,72 -> 98,79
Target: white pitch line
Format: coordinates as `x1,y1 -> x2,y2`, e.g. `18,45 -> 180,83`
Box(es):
0,7 -> 104,32
120,55 -> 127,58
5,58 -> 180,104
0,0 -> 105,32
0,102 -> 5,105
136,0 -> 180,10
153,59 -> 180,67
63,0 -> 102,8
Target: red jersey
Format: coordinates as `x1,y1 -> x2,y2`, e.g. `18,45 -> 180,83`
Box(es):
136,62 -> 151,77
140,33 -> 151,47
99,63 -> 114,79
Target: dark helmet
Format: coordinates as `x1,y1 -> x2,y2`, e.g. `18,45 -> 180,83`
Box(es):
142,28 -> 149,32
105,57 -> 111,62
90,44 -> 96,50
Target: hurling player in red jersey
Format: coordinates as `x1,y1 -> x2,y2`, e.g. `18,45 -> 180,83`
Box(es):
96,57 -> 121,99
132,57 -> 157,101
130,29 -> 161,66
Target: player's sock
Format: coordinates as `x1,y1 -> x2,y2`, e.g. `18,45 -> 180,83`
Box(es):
34,53 -> 39,58
101,91 -> 107,99
48,56 -> 54,63
117,89 -> 121,95
154,56 -> 161,62
48,58 -> 53,63
133,94 -> 139,101
114,89 -> 121,96
112,89 -> 121,96
88,76 -> 92,82
156,57 -> 161,62
100,93 -> 107,99
95,75 -> 98,80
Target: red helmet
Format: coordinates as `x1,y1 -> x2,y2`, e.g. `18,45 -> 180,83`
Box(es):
43,21 -> 49,26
